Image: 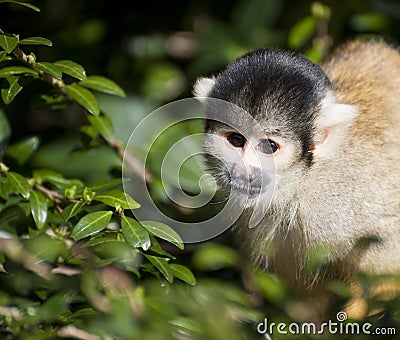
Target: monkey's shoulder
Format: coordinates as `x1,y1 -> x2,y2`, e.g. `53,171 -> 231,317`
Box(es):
321,40 -> 400,91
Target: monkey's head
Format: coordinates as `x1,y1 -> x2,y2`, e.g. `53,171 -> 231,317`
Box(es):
194,49 -> 357,208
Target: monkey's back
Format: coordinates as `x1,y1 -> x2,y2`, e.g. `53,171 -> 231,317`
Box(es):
322,40 -> 400,139
319,40 -> 400,273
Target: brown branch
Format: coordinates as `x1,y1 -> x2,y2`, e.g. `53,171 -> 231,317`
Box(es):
35,183 -> 67,202
0,238 -> 52,280
58,325 -> 101,340
108,139 -> 154,183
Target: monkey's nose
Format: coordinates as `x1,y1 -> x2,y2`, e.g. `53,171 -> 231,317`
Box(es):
248,166 -> 261,183
231,164 -> 261,183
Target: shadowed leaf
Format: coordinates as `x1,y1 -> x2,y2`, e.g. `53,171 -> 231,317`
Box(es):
19,36 -> 52,46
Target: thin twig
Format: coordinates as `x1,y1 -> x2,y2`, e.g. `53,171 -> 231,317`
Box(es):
108,139 -> 153,183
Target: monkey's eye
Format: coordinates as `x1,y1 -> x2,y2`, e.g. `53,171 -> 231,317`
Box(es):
257,139 -> 280,154
227,132 -> 246,148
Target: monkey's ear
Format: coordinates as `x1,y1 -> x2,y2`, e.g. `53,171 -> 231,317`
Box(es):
313,91 -> 358,158
193,77 -> 216,98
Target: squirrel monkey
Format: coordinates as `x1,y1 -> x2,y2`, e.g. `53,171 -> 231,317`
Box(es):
194,40 -> 400,321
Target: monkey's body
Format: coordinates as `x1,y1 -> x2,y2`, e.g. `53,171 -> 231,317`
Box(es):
194,40 -> 400,320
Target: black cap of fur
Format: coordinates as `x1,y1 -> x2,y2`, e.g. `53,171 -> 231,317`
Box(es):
208,48 -> 332,165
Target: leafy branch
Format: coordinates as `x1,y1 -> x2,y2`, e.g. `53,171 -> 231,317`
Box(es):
0,26 -> 153,183
0,3 -> 196,337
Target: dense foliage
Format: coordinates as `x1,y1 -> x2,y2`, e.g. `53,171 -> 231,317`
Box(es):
0,0 -> 399,339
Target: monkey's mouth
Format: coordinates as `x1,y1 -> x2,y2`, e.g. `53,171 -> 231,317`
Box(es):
226,170 -> 268,199
230,184 -> 265,199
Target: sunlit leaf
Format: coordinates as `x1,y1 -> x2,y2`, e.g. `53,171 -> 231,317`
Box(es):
193,243 -> 238,270
144,254 -> 173,282
253,271 -> 288,305
6,136 -> 39,164
71,210 -> 112,241
0,51 -> 12,62
54,60 -> 86,80
87,178 -> 124,193
121,216 -> 151,250
19,36 -> 52,46
62,201 -> 85,220
0,66 -> 37,77
80,75 -> 125,97
141,220 -> 184,250
288,16 -> 316,49
34,62 -> 62,79
30,190 -> 48,230
65,84 -> 100,115
94,190 -> 140,209
7,171 -> 30,199
170,264 -> 196,285
169,317 -> 203,334
1,76 -> 23,104
0,0 -> 40,12
87,114 -> 115,141
33,169 -> 83,189
0,34 -> 18,53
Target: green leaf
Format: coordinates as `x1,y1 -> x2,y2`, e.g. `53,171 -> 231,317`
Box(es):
34,62 -> 62,79
87,178 -> 124,193
193,243 -> 239,271
0,34 -> 18,53
144,254 -> 173,283
350,12 -> 389,32
0,66 -> 37,78
94,190 -> 140,209
7,171 -> 30,199
253,271 -> 288,305
62,201 -> 85,220
1,76 -> 23,104
141,221 -> 184,250
33,169 -> 83,189
0,0 -> 40,12
87,114 -> 115,141
65,84 -> 100,115
54,60 -> 86,80
288,16 -> 316,49
170,264 -> 196,285
80,75 -> 125,97
121,216 -> 151,250
6,136 -> 40,165
29,190 -> 48,230
0,51 -> 12,62
147,236 -> 175,259
71,210 -> 112,241
0,109 -> 11,150
19,36 -> 52,46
